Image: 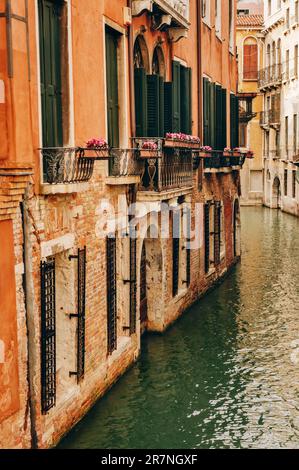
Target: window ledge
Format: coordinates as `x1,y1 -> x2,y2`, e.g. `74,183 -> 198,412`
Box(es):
173,287 -> 189,304
106,176 -> 140,186
108,336 -> 132,367
40,182 -> 89,195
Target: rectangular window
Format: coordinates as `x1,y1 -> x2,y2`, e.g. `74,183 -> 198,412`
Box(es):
214,202 -> 221,266
41,258 -> 56,414
294,114 -> 298,156
285,116 -> 289,158
204,203 -> 210,274
230,94 -> 239,149
172,236 -> 180,297
106,27 -> 120,148
268,0 -> 271,16
296,1 -> 299,23
286,8 -> 290,29
239,123 -> 247,147
295,45 -> 298,78
284,169 -> 288,196
292,170 -> 297,198
107,237 -> 117,354
38,0 -> 63,148
129,236 -> 137,335
69,247 -> 86,383
215,0 -> 221,36
286,50 -> 290,79
243,44 -> 258,80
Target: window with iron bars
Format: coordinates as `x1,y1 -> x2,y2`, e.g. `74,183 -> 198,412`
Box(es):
214,202 -> 221,266
41,258 -> 56,414
107,236 -> 117,354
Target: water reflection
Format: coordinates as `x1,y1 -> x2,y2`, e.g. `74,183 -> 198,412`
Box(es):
60,208 -> 299,449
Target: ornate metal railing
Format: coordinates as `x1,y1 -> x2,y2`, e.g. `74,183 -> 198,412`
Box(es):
41,148 -> 96,184
109,149 -> 142,177
260,111 -> 270,127
139,148 -> 193,192
204,151 -> 246,171
258,65 -> 282,89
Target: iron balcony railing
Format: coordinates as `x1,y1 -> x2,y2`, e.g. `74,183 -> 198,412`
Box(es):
239,110 -> 257,123
269,108 -> 281,125
203,151 -> 246,171
258,64 -> 282,89
41,148 -> 96,184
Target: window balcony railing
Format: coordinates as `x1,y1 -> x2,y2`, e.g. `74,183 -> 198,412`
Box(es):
203,151 -> 246,172
41,148 -> 96,184
269,109 -> 280,126
260,111 -> 270,128
239,110 -> 257,123
132,0 -> 190,29
258,65 -> 282,89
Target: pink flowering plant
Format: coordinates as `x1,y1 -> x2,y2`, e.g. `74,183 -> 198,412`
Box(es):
86,137 -> 108,149
165,133 -> 201,144
142,141 -> 158,150
224,147 -> 232,152
200,146 -> 213,152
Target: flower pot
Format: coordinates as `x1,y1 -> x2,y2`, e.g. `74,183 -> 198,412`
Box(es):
83,147 -> 109,159
223,151 -> 231,157
232,151 -> 241,157
138,149 -> 159,159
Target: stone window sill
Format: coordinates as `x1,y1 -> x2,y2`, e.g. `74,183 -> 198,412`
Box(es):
40,182 -> 89,195
108,336 -> 132,367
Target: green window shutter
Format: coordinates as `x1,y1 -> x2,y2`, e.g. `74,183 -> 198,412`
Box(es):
235,95 -> 240,147
134,68 -> 147,137
230,94 -> 236,148
106,27 -> 119,148
164,82 -> 173,134
203,78 -> 209,145
210,82 -> 216,149
215,85 -> 222,149
159,76 -> 165,137
147,75 -> 160,137
39,0 -> 63,148
172,61 -> 181,133
180,66 -> 192,134
221,88 -> 227,149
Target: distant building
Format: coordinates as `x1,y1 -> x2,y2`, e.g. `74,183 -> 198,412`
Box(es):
237,12 -> 265,205
259,0 -> 299,215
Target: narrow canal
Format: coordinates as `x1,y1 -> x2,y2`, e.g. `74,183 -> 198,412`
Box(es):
60,207 -> 299,449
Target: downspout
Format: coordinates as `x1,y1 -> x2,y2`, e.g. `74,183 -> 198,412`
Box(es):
21,190 -> 38,449
128,0 -> 136,138
197,0 -> 202,141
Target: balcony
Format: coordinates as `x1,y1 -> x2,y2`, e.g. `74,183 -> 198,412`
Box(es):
269,108 -> 280,128
239,110 -> 257,123
132,0 -> 190,36
203,151 -> 246,173
40,147 -> 109,194
258,65 -> 282,90
259,111 -> 270,129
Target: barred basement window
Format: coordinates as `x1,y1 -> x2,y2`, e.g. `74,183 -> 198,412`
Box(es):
107,236 -> 117,354
41,258 -> 56,414
173,237 -> 180,297
69,247 -> 87,382
186,242 -> 191,287
214,202 -> 221,266
129,236 -> 137,335
204,203 -> 210,273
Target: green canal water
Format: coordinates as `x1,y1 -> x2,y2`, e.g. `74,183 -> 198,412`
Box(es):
60,207 -> 299,449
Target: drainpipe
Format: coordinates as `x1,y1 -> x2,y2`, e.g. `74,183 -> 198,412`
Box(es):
128,0 -> 136,139
21,190 -> 38,449
197,0 -> 202,141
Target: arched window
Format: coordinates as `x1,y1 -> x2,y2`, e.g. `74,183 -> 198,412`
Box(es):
133,35 -> 150,72
243,37 -> 258,80
267,44 -> 271,68
152,46 -> 165,77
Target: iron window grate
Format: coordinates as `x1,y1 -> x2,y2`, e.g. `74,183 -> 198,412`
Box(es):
107,236 -> 117,354
41,258 -> 56,414
204,203 -> 210,273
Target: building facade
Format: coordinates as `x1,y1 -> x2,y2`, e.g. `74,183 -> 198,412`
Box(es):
259,0 -> 299,215
237,10 -> 264,205
0,0 -> 244,449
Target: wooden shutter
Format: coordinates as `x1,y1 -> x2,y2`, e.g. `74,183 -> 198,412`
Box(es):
230,94 -> 238,149
215,85 -> 223,149
159,76 -> 165,137
235,95 -> 240,147
181,66 -> 192,134
221,88 -> 227,149
203,78 -> 210,145
243,44 -> 258,80
38,0 -> 63,148
134,68 -> 147,137
164,82 -> 173,134
106,27 -> 119,148
204,203 -> 210,274
172,61 -> 181,133
210,82 -> 216,149
147,75 -> 160,137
